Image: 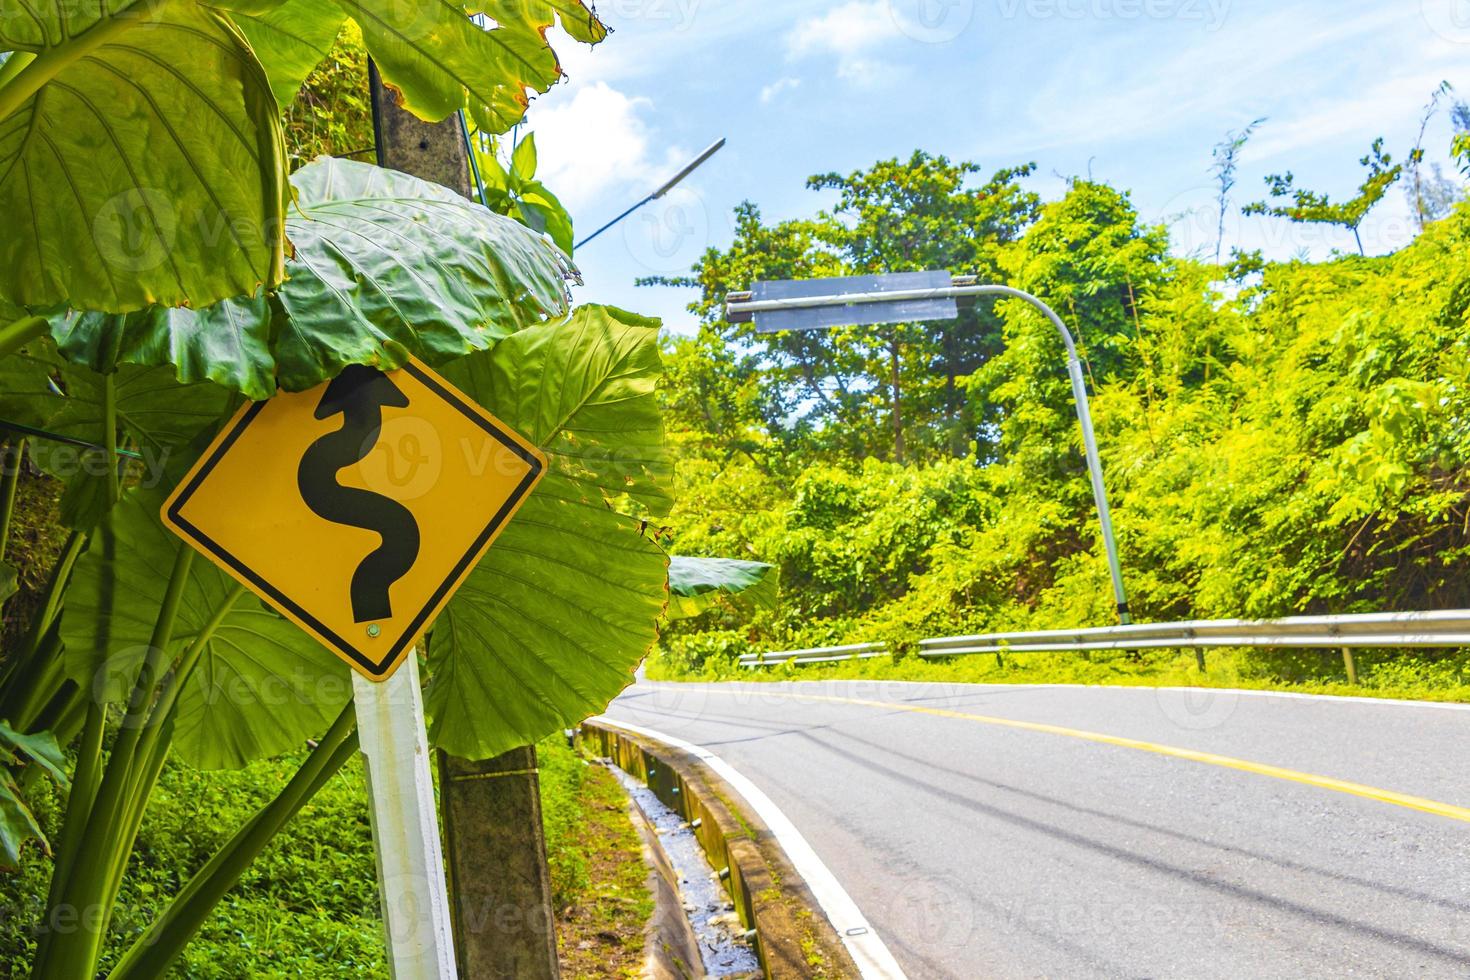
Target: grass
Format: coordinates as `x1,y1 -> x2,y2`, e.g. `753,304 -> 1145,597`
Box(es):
0,747 -> 385,979
541,741 -> 653,978
647,644 -> 1470,703
0,736 -> 653,978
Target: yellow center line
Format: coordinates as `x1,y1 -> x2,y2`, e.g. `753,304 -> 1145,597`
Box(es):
723,689 -> 1470,825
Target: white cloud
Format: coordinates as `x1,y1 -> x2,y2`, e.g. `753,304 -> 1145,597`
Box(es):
760,77 -> 802,104
786,0 -> 906,82
525,82 -> 657,212
788,0 -> 901,59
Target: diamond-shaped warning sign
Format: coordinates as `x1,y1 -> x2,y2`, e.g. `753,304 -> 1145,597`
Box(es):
162,356 -> 544,681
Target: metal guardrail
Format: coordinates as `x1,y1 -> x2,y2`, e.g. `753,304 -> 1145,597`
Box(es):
737,611 -> 1470,670
918,611 -> 1470,657
737,642 -> 888,668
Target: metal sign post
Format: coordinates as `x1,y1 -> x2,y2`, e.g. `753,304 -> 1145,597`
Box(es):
354,652 -> 457,979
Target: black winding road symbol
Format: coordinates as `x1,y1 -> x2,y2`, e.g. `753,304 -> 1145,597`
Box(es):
297,365 -> 422,623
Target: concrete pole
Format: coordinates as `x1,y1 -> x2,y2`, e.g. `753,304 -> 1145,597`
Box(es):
369,63 -> 561,979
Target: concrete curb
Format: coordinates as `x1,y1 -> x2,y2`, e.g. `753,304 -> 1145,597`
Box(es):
579,721 -> 861,979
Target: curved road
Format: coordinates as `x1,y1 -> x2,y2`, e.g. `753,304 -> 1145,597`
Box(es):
600,680 -> 1470,979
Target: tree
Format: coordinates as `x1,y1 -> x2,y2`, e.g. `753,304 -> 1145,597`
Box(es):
1243,138 -> 1403,256
1405,83 -> 1456,230
1211,117 -> 1265,264
1453,101 -> 1470,178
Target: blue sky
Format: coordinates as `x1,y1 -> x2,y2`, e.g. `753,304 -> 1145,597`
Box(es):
523,1 -> 1470,334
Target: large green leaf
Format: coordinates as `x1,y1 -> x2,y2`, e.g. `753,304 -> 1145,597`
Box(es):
43,358 -> 230,466
47,158 -> 575,398
275,157 -> 574,389
334,0 -> 602,133
0,721 -> 67,870
0,343 -> 56,427
232,0 -> 347,106
50,297 -> 277,401
62,485 -> 351,769
666,556 -> 778,620
428,305 -> 672,758
0,338 -> 227,528
0,2 -> 288,313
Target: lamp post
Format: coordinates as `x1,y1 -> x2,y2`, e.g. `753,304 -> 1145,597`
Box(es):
725,273 -> 1132,625
575,138 -> 727,249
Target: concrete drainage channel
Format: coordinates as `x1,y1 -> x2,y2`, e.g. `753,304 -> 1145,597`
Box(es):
578,721 -> 863,979
609,764 -> 761,977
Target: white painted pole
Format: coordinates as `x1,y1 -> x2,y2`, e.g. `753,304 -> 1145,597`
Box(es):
353,651 -> 459,979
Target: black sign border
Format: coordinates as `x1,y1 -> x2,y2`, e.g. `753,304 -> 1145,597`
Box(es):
165,361 -> 544,680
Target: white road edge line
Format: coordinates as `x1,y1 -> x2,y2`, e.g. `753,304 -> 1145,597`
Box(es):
590,716 -> 909,980
664,680 -> 1470,713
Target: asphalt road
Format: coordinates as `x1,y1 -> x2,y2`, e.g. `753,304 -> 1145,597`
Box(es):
601,680 -> 1470,979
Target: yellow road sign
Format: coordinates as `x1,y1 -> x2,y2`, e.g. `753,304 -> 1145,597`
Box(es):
162,357 -> 545,681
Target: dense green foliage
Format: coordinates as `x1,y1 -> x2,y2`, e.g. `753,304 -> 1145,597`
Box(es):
652,148 -> 1470,688
0,2 -> 689,974
0,734 -> 638,978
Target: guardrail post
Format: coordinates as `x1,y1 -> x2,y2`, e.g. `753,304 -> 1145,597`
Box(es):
1341,647 -> 1358,686
1195,649 -> 1207,672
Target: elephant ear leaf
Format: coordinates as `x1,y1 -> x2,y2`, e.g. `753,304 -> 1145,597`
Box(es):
429,306 -> 671,759
666,557 -> 778,621
335,0 -> 604,133
0,720 -> 68,871
231,0 -> 347,106
43,157 -> 575,399
62,485 -> 351,769
272,157 -> 574,391
0,1 -> 288,313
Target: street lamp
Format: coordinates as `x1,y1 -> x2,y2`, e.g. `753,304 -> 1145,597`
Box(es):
575,138 -> 727,249
725,271 -> 1132,625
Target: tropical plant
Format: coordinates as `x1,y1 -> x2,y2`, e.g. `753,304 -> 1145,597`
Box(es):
0,0 -> 603,314
1243,137 -> 1403,256
644,152 -> 1042,466
1211,117 -> 1265,264
666,556 -> 778,620
469,130 -> 578,256
652,150 -> 1470,684
0,1 -> 704,973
